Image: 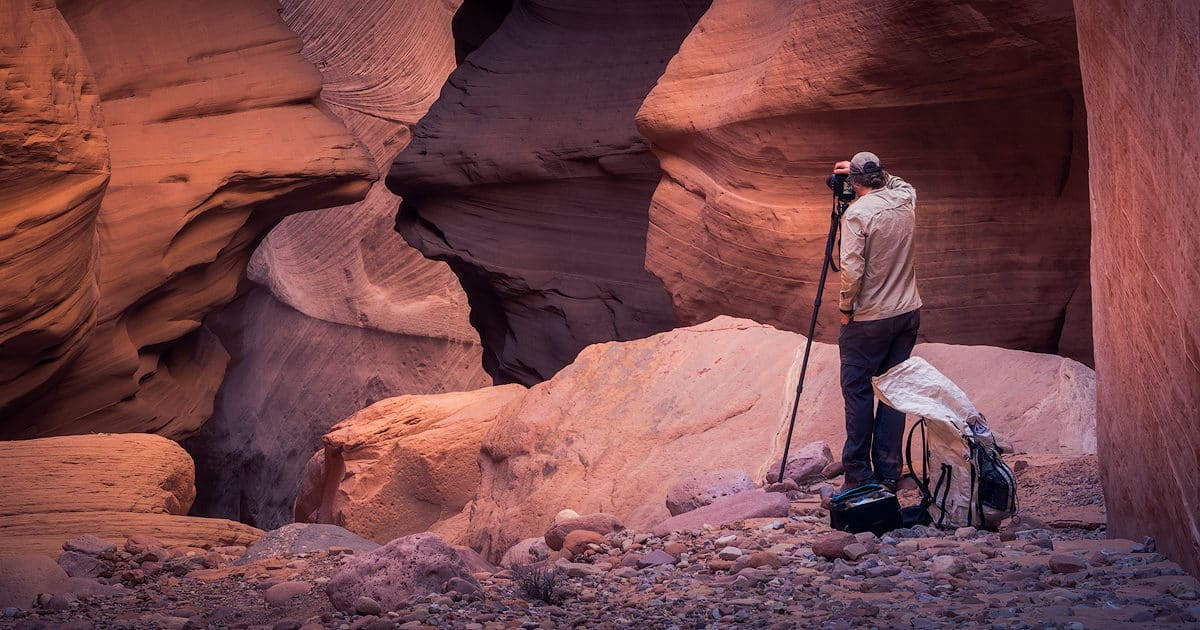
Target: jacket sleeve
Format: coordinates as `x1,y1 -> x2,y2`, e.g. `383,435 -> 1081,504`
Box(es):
839,210 -> 868,314
886,174 -> 916,204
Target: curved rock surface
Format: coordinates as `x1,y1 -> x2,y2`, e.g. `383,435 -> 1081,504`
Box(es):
0,0 -> 107,421
636,0 -> 1092,364
190,0 -> 491,530
0,434 -> 194,517
2,0 -> 375,439
0,432 -> 259,557
456,316 -> 1096,562
294,385 -> 526,545
388,0 -> 714,385
1075,0 -> 1200,576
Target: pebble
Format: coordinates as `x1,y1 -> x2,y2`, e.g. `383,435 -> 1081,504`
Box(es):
717,547 -> 743,560
354,596 -> 383,616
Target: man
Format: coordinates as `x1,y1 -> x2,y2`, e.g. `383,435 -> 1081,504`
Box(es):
832,152 -> 922,493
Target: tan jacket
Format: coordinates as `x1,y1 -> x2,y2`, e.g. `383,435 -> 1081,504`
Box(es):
839,175 -> 922,321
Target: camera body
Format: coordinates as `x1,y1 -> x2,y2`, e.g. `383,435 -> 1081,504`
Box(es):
827,173 -> 856,203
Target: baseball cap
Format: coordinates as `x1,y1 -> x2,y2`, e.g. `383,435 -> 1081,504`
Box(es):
850,152 -> 883,174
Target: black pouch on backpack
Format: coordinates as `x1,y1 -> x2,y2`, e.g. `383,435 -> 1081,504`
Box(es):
829,483 -> 902,536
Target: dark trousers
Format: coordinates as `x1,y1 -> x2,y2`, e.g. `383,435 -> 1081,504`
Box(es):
838,309 -> 920,484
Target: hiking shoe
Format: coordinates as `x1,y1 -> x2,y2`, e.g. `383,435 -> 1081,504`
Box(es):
836,478 -> 875,494
877,478 -> 898,493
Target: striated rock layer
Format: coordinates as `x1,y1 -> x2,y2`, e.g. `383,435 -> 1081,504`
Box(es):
0,0 -> 107,420
0,434 -> 261,557
189,0 -> 491,530
636,0 -> 1093,364
1075,0 -> 1200,576
2,0 -> 375,439
388,0 -> 715,385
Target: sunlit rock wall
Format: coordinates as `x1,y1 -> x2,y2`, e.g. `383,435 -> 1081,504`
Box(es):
637,0 -> 1092,364
2,0 -> 375,439
387,0 -> 714,385
1076,0 -> 1200,577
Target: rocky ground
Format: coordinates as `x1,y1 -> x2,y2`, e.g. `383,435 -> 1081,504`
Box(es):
3,455 -> 1197,630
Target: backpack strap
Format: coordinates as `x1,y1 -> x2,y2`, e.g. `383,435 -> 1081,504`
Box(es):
930,463 -> 952,528
904,418 -> 933,506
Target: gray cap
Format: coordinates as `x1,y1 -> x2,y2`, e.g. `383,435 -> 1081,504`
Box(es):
850,151 -> 883,174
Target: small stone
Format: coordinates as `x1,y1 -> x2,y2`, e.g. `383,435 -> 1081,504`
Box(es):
717,547 -> 743,561
930,555 -> 970,579
843,543 -> 869,561
62,535 -> 116,556
812,532 -> 858,560
265,581 -> 311,607
955,527 -> 977,539
1168,582 -> 1199,600
715,535 -> 737,546
897,540 -> 919,553
1048,555 -> 1087,574
637,550 -> 677,568
354,596 -> 383,616
663,542 -> 687,556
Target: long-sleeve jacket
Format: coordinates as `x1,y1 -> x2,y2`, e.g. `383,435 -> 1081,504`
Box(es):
838,174 -> 922,321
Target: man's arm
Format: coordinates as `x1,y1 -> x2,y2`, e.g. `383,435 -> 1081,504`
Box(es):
885,174 -> 916,203
839,210 -> 868,319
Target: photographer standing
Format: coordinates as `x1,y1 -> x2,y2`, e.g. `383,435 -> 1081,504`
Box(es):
833,152 -> 922,492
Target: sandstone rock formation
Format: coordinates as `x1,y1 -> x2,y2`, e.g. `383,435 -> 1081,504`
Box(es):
636,0 -> 1093,365
1074,0 -> 1200,576
0,0 -> 107,422
294,385 -> 525,544
2,0 -> 375,439
0,434 -> 260,557
0,434 -> 193,517
388,0 -> 717,384
461,317 -> 1095,562
188,0 -> 492,529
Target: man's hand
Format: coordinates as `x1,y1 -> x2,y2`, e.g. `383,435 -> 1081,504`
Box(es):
840,312 -> 852,326
833,160 -> 851,175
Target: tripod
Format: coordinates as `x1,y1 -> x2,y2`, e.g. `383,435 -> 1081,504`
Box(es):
776,190 -> 850,483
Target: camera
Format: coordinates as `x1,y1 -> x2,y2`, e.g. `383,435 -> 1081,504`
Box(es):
827,173 -> 856,203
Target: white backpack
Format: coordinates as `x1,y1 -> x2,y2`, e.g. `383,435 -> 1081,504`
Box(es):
872,357 -> 1018,530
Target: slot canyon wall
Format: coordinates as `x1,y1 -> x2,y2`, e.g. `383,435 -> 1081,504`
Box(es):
387,0 -> 713,385
636,0 -> 1093,364
186,0 -> 493,529
1,0 -> 376,439
0,0 -> 107,423
1075,0 -> 1200,577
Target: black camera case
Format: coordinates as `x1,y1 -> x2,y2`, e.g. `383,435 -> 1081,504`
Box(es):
829,483 -> 902,536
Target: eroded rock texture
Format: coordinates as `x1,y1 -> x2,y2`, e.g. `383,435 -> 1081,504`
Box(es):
637,0 -> 1093,364
388,0 -> 715,384
2,0 -> 375,439
452,317 -> 1093,562
0,434 -> 261,557
0,0 -> 107,420
294,385 -> 526,545
188,0 -> 491,530
1076,0 -> 1200,576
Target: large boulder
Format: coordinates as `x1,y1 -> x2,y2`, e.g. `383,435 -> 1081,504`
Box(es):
652,490 -> 790,536
1074,0 -> 1200,576
325,532 -> 478,613
0,434 -> 195,517
665,469 -> 756,517
464,317 -> 1096,562
237,524 -> 380,565
293,385 -> 526,544
188,0 -> 491,529
388,0 -> 715,385
636,0 -> 1092,365
4,0 -> 374,438
0,433 -> 260,557
0,0 -> 108,420
0,554 -> 72,609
